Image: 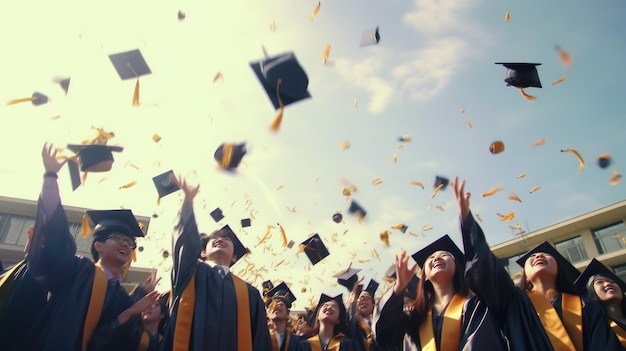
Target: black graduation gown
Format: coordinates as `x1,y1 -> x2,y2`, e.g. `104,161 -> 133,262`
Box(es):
373,287 -> 508,351
461,212 -> 621,351
0,198 -> 145,351
160,202 -> 272,351
271,330 -> 302,351
296,334 -> 359,351
346,317 -> 379,351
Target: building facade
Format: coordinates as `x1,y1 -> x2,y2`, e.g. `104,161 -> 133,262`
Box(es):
0,195 -> 152,292
492,199 -> 626,284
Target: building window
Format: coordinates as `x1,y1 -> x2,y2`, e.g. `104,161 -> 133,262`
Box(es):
593,221 -> 626,255
555,236 -> 588,263
0,214 -> 35,247
613,264 -> 626,285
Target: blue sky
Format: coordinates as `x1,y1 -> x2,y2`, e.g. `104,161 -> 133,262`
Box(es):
1,0 -> 625,308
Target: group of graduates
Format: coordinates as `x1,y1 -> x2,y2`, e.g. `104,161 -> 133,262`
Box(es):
0,143 -> 625,351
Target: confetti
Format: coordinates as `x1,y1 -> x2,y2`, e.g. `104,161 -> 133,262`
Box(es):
497,212 -> 515,221
529,185 -> 541,193
310,2 -> 321,21
561,148 -> 585,171
517,173 -> 526,179
475,213 -> 483,222
322,44 -> 331,64
551,75 -> 566,86
610,169 -> 621,186
507,192 -> 522,202
119,181 -> 137,189
532,138 -> 545,146
340,140 -> 350,149
467,119 -> 473,128
481,185 -> 503,198
372,178 -> 383,186
504,12 -> 510,22
410,180 -> 425,189
431,183 -> 444,199
152,134 -> 161,143
555,45 -> 573,68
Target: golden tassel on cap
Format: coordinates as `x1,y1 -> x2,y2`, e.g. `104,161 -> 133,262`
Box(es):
132,77 -> 140,106
81,211 -> 90,237
270,79 -> 284,132
519,88 -> 536,101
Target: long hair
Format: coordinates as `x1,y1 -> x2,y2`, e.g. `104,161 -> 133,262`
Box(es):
409,257 -> 468,326
585,275 -> 626,317
313,300 -> 348,336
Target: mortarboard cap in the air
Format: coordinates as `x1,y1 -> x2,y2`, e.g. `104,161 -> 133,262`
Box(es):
241,218 -> 252,227
214,142 -> 247,171
333,267 -> 361,291
360,26 -> 381,46
67,144 -> 124,191
109,49 -> 151,106
495,62 -> 542,89
332,212 -> 343,223
6,91 -> 49,106
434,176 -> 449,190
574,258 -> 626,296
411,234 -> 465,269
348,200 -> 367,220
210,208 -> 224,222
53,77 -> 71,95
152,170 -> 180,198
300,233 -> 330,265
597,154 -> 612,169
515,241 -> 581,295
262,280 -> 275,298
250,52 -> 311,110
207,224 -> 249,266
267,282 -> 297,308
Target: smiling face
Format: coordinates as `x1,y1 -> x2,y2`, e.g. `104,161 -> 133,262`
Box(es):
356,291 -> 374,317
141,301 -> 165,323
593,276 -> 624,304
524,252 -> 558,283
94,233 -> 136,266
318,300 -> 340,325
203,233 -> 236,266
424,250 -> 456,283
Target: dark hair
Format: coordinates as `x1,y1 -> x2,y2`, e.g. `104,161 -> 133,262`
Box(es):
409,255 -> 468,326
90,225 -> 131,262
314,299 -> 348,336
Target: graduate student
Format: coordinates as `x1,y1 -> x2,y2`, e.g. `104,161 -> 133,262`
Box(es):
374,234 -> 508,351
140,292 -> 169,351
0,143 -> 159,351
575,258 -> 626,348
161,175 -> 272,351
266,282 -> 302,351
297,293 -> 359,351
453,176 -> 621,351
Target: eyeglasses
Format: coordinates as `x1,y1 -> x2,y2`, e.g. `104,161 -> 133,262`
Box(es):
106,233 -> 137,249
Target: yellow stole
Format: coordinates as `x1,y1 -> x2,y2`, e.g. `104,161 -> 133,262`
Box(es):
358,319 -> 372,351
82,263 -> 107,351
418,293 -> 465,351
308,333 -> 344,351
173,270 -> 252,351
270,330 -> 293,351
610,321 -> 626,347
138,330 -> 150,351
527,291 -> 583,351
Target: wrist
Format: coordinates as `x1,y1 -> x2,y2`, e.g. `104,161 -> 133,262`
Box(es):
44,171 -> 58,179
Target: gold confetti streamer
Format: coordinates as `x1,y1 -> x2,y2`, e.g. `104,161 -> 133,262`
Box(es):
507,192 -> 522,202
551,75 -> 566,86
410,180 -> 424,189
310,2 -> 321,21
561,148 -> 585,171
481,185 -> 503,198
529,185 -> 541,193
431,183 -> 444,199
532,138 -> 545,146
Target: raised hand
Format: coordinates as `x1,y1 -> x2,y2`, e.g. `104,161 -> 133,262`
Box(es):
451,176 -> 471,221
41,143 -> 67,174
172,173 -> 200,202
141,268 -> 162,293
393,250 -> 417,296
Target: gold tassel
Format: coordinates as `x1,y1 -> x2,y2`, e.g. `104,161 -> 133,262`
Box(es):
519,88 -> 536,101
132,77 -> 140,106
551,75 -> 566,86
6,97 -> 36,105
81,211 -> 90,237
220,143 -> 234,169
270,79 -> 284,132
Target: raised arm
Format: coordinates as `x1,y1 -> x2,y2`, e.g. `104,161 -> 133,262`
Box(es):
451,177 -> 515,324
27,143 -> 75,289
170,175 -> 201,297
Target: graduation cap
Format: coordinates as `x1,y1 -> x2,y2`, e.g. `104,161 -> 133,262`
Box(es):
574,258 -> 626,296
299,234 -> 330,265
411,234 -> 465,269
108,49 -> 152,106
333,267 -> 361,291
348,200 -> 367,220
495,62 -> 542,89
262,280 -> 275,298
87,209 -> 145,261
177,10 -> 186,20
332,212 -> 343,223
52,77 -> 71,95
597,154 -> 612,169
241,218 -> 251,227
267,282 -> 297,308
210,208 -> 224,222
489,141 -> 505,155
6,91 -> 48,106
364,279 -> 379,297
434,176 -> 449,190
66,144 -> 124,191
214,142 -> 247,171
206,224 -> 249,266
360,26 -> 381,46
152,170 -> 180,199
303,306 -> 317,327
515,241 -> 581,295
250,52 -> 311,110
